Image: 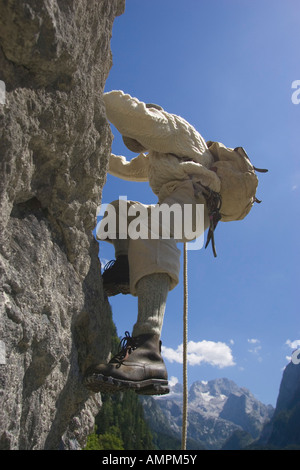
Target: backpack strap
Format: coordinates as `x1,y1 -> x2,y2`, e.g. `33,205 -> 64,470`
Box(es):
204,188 -> 222,257
253,166 -> 268,173
192,179 -> 222,257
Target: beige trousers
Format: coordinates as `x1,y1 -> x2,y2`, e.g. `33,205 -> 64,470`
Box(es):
98,179 -> 209,296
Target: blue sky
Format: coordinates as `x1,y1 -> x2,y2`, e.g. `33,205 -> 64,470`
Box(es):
98,0 -> 300,406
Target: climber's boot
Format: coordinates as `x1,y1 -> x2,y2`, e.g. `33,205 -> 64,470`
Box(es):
84,332 -> 169,396
102,255 -> 130,296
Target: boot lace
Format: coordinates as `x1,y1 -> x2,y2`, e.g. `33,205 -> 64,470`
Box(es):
102,259 -> 115,274
110,331 -> 137,368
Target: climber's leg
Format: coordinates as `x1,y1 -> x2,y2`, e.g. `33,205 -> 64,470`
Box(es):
84,251 -> 175,396
98,199 -> 150,297
113,239 -> 129,257
99,179 -> 208,296
84,233 -> 179,395
101,239 -> 130,296
128,237 -> 180,296
84,273 -> 171,395
133,272 -> 170,337
84,330 -> 169,396
157,178 -> 210,242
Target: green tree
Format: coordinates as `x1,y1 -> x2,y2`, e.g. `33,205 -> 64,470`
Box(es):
98,429 -> 124,450
85,391 -> 155,450
84,427 -> 103,450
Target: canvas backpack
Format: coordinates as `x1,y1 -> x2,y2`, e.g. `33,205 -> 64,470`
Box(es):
202,141 -> 267,257
206,141 -> 267,223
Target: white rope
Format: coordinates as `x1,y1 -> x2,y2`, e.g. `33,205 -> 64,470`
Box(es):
181,242 -> 188,450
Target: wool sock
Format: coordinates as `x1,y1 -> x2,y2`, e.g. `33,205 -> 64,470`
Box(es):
132,273 -> 170,337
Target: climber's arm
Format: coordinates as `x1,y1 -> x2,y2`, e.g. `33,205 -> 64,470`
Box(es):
103,90 -> 207,159
181,161 -> 221,193
103,91 -> 169,143
108,153 -> 149,182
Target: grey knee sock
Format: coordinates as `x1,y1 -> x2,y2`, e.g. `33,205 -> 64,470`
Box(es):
132,273 -> 170,337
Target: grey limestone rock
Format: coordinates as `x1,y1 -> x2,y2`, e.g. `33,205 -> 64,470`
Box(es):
0,0 -> 125,450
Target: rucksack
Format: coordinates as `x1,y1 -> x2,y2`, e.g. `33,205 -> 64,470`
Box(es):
206,141 -> 268,222
204,141 -> 268,256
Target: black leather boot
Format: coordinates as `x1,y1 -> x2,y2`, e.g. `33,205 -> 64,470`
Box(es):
84,332 -> 169,396
102,255 -> 130,296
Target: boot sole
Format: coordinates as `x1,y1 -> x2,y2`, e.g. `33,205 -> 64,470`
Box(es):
84,373 -> 169,396
103,283 -> 130,297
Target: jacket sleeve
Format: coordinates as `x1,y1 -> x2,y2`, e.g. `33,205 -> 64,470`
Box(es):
108,153 -> 149,182
180,161 -> 221,193
103,90 -> 210,164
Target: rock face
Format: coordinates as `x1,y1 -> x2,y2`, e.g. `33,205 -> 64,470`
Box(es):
0,0 -> 125,450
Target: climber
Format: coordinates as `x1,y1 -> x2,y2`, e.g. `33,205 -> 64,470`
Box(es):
84,90 -> 264,396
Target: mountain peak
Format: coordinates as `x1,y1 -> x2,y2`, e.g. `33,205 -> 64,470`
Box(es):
189,377 -> 241,401
144,377 -> 274,449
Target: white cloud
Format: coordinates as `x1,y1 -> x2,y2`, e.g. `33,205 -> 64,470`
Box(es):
161,340 -> 235,369
286,339 -> 300,350
169,376 -> 179,387
248,338 -> 259,344
247,338 -> 262,356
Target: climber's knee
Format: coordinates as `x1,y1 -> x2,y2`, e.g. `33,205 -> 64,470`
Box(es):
128,238 -> 180,296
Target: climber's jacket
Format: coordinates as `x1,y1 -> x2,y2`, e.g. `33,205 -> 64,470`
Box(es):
103,90 -> 266,224
103,90 -> 220,200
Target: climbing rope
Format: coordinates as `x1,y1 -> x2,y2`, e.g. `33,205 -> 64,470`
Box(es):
181,242 -> 188,450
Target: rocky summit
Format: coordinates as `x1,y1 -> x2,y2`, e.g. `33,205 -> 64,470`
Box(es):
257,362 -> 300,449
141,378 -> 274,450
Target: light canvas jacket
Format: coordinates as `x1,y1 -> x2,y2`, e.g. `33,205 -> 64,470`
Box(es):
103,91 -> 221,201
